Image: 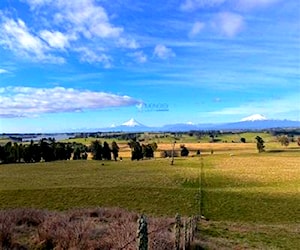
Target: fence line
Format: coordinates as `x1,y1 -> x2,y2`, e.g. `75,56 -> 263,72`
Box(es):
199,157 -> 205,218
118,216 -> 171,250
118,214 -> 198,250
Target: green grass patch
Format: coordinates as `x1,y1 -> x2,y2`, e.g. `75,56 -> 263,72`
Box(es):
0,159 -> 200,216
199,221 -> 300,249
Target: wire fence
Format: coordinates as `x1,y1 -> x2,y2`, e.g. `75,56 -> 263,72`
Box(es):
118,214 -> 198,250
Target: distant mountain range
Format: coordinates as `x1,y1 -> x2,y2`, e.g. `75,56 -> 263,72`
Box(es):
101,115 -> 300,132
2,115 -> 299,136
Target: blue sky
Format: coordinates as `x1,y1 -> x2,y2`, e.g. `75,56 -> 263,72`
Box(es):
0,0 -> 299,133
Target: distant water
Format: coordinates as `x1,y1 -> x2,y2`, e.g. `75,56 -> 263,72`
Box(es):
18,134 -> 73,142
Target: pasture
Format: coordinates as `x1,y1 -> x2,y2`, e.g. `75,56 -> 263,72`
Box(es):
0,141 -> 299,249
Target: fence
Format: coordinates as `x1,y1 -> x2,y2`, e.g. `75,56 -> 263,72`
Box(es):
119,214 -> 198,250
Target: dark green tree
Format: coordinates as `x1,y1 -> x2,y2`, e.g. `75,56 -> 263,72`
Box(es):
73,147 -> 82,160
40,139 -> 55,162
102,141 -> 111,160
149,142 -> 157,153
18,144 -> 24,162
23,143 -> 33,163
11,142 -> 20,163
23,141 -> 41,163
55,142 -> 67,160
111,141 -> 119,161
180,144 -> 189,157
128,139 -> 143,160
142,144 -> 154,158
278,135 -> 289,147
3,142 -> 14,163
255,136 -> 265,153
65,144 -> 73,160
91,140 -> 103,160
0,145 -> 5,163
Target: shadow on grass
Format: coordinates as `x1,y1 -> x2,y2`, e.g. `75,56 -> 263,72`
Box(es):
266,149 -> 284,153
202,189 -> 300,223
0,186 -> 199,216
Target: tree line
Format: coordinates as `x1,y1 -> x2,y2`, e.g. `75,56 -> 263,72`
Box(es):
0,138 -> 161,164
0,139 -> 121,164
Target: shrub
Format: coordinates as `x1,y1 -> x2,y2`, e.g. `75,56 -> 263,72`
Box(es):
240,138 -> 246,143
180,145 -> 189,157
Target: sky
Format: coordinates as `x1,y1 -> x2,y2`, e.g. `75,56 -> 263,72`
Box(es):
0,0 -> 299,133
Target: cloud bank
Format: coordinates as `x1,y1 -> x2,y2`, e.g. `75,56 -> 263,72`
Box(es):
0,86 -> 141,118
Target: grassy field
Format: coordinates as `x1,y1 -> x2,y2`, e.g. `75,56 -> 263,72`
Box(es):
0,143 -> 299,249
59,131 -> 277,145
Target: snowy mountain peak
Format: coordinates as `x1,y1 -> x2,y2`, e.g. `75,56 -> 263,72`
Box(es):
241,114 -> 267,122
186,121 -> 195,125
121,118 -> 143,127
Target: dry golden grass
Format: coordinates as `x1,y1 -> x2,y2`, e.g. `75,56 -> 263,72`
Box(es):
0,208 -> 177,249
112,141 -> 299,158
210,155 -> 299,183
157,142 -> 254,151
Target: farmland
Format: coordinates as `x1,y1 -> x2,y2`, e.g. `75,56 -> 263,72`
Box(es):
0,134 -> 299,249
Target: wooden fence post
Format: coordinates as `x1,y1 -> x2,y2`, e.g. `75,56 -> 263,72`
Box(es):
183,219 -> 189,250
137,215 -> 148,250
175,213 -> 181,250
183,219 -> 190,250
190,216 -> 198,242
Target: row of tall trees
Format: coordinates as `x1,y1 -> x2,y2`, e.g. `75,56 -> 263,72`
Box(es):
90,140 -> 119,161
0,139 -> 121,164
128,139 -> 157,160
0,139 -> 84,164
2,134 -> 297,164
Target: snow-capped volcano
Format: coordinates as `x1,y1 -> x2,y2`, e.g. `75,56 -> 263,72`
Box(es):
240,114 -> 267,122
121,118 -> 144,127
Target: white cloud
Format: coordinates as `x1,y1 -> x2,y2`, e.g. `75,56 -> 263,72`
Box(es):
22,0 -> 52,9
0,69 -> 8,74
181,0 -> 226,11
1,0 -> 139,65
0,86 -> 141,118
236,0 -> 281,11
118,37 -> 140,49
0,17 -> 64,63
1,18 -> 45,56
180,0 -> 280,11
55,1 -> 123,39
209,94 -> 300,119
153,44 -> 175,60
212,12 -> 244,37
130,51 -> 147,63
39,30 -> 71,49
75,47 -> 112,68
24,0 -> 133,43
189,22 -> 205,37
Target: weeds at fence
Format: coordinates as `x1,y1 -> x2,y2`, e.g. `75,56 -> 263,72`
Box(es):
0,208 -> 199,249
